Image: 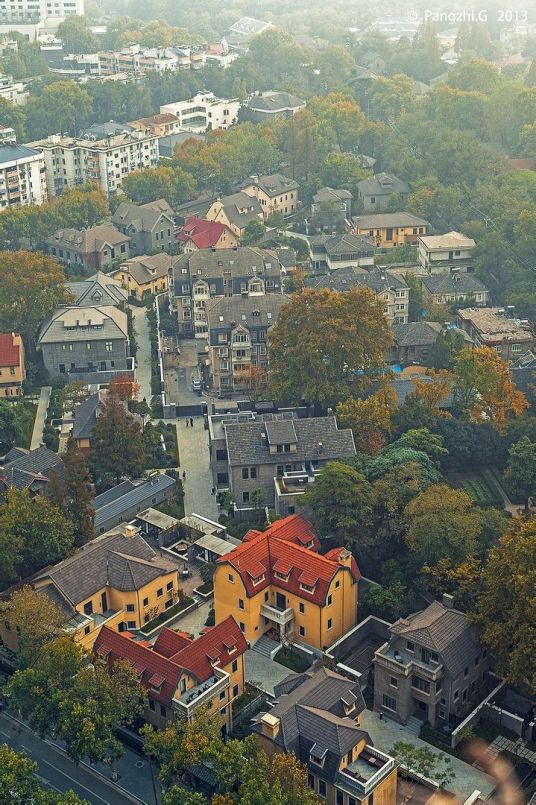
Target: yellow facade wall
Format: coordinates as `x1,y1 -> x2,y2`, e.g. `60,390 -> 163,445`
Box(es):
213,564 -> 357,650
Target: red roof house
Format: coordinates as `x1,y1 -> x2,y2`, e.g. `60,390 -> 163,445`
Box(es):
93,615 -> 247,718
177,216 -> 238,251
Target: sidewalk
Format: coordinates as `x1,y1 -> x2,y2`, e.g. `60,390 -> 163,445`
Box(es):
130,305 -> 153,405
176,416 -> 218,519
30,385 -> 51,450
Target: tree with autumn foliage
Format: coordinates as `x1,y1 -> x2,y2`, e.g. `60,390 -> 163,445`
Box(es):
452,346 -> 528,430
233,365 -> 268,405
411,369 -> 453,420
268,288 -> 393,411
337,384 -> 397,454
474,518 -> 536,694
143,708 -> 319,804
108,374 -> 140,402
0,251 -> 70,349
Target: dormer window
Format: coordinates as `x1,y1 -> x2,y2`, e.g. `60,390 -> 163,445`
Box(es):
310,745 -> 327,767
252,574 -> 265,586
300,582 -> 316,594
274,571 -> 290,582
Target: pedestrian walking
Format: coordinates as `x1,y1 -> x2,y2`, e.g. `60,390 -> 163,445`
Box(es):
182,471 -> 186,481
190,417 -> 193,427
211,487 -> 215,495
186,418 -> 189,427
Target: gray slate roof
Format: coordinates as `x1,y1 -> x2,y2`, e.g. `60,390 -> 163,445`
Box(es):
0,144 -> 43,165
114,253 -> 172,285
112,199 -> 174,232
1,446 -> 64,490
205,293 -> 288,332
93,474 -> 176,531
244,173 -> 298,196
215,192 -> 263,228
258,668 -> 368,780
248,91 -> 305,113
352,212 -> 429,229
225,415 -> 356,466
310,232 -> 375,255
390,600 -> 482,678
173,246 -> 282,283
67,271 -> 127,307
72,392 -> 103,440
307,266 -> 407,294
48,224 -> 130,253
313,186 -> 353,204
39,306 -> 128,345
36,530 -> 177,604
392,321 -> 442,347
357,172 -> 409,197
421,274 -> 488,295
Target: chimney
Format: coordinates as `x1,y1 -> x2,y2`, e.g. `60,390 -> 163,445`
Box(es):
442,593 -> 454,609
124,524 -> 138,538
260,712 -> 280,739
337,548 -> 352,568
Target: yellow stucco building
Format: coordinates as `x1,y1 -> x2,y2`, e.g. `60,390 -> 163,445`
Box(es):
1,526 -> 181,653
94,616 -> 248,732
350,212 -> 430,249
0,332 -> 25,397
213,515 -> 360,651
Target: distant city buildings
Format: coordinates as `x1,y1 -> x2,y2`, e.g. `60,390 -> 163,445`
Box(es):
0,141 -> 47,208
28,126 -> 159,197
160,92 -> 240,133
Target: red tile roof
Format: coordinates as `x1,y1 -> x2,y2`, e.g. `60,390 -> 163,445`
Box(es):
217,514 -> 359,605
177,217 -> 227,249
94,626 -> 181,705
170,616 -> 247,681
153,626 -> 191,658
0,332 -> 20,368
93,616 -> 247,706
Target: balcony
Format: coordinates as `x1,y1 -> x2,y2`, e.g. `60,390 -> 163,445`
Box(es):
173,667 -> 229,718
337,746 -> 395,797
261,602 -> 294,626
375,644 -> 443,682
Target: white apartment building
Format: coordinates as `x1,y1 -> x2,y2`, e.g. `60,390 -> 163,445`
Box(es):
0,73 -> 28,105
28,129 -> 159,198
418,231 -> 476,274
98,45 -> 206,76
0,142 -> 47,208
160,92 -> 240,133
0,0 -> 83,22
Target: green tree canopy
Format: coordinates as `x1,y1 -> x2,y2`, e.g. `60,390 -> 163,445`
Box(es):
0,488 -> 74,585
0,744 -> 89,804
25,82 -> 93,139
404,484 -> 481,566
89,397 -> 148,485
56,15 -> 98,53
301,460 -> 373,547
505,436 -> 536,511
0,250 -> 69,348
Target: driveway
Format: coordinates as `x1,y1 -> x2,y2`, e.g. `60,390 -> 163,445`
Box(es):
130,305 -> 152,405
360,709 -> 496,800
30,386 -> 51,450
164,339 -> 204,406
176,416 -> 219,519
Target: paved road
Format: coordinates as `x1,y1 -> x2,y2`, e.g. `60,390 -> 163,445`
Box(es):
130,305 -> 153,405
30,385 -> 51,450
164,339 -> 202,407
0,712 -> 159,805
177,416 -> 218,519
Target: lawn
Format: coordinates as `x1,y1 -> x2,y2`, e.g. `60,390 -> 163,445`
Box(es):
447,469 -> 504,507
274,646 -> 311,673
